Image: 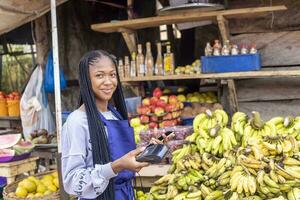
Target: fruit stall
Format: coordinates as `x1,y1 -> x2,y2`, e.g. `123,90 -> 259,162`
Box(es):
89,2 -> 300,200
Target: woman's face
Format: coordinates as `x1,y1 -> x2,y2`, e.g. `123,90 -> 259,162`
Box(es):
89,56 -> 117,102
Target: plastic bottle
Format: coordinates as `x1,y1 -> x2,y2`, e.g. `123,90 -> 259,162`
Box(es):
118,59 -> 124,79
124,56 -> 130,78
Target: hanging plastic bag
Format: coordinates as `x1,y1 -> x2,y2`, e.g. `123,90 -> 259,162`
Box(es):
44,50 -> 67,93
20,66 -> 55,139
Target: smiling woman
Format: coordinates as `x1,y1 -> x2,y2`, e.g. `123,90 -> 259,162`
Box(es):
61,50 -> 150,200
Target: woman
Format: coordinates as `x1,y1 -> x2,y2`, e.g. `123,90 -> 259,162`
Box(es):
61,50 -> 150,200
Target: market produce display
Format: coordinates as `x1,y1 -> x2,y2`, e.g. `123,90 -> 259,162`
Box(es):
175,59 -> 201,75
12,171 -> 59,198
181,102 -> 223,119
136,88 -> 184,129
181,91 -> 218,104
143,110 -> 300,200
28,129 -> 57,144
0,134 -> 34,157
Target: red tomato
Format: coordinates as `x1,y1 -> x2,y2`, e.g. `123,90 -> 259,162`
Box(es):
11,92 -> 19,96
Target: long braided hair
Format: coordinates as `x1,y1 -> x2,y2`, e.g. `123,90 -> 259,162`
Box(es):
78,50 -> 128,200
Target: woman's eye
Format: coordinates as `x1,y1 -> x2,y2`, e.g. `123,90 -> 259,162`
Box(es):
96,74 -> 104,78
111,73 -> 116,78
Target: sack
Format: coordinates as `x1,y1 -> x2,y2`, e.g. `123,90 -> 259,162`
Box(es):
44,50 -> 67,93
20,66 -> 55,139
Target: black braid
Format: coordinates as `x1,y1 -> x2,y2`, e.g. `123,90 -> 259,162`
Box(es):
78,50 -> 128,200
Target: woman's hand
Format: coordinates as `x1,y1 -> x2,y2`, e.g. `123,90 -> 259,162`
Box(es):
111,147 -> 149,174
150,132 -> 175,145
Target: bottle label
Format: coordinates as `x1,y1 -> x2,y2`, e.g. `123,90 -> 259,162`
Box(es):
139,64 -> 145,74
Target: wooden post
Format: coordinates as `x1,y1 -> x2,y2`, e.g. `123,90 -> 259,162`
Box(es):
227,79 -> 239,113
119,28 -> 137,53
217,15 -> 230,43
34,15 -> 49,67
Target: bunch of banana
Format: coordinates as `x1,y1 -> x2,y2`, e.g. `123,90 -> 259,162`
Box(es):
287,188 -> 300,200
196,125 -> 237,156
269,116 -> 300,137
256,170 -> 283,199
173,153 -> 202,173
230,165 -> 257,196
204,157 -> 232,179
242,111 -> 277,147
261,135 -> 299,156
172,144 -> 197,163
231,112 -> 248,141
193,109 -> 228,133
237,154 -> 268,170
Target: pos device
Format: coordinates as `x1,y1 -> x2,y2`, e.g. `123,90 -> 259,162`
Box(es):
135,131 -> 174,164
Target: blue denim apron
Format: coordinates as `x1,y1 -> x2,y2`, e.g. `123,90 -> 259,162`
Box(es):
82,105 -> 136,200
104,105 -> 136,199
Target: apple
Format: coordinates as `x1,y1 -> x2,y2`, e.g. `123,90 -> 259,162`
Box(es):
154,107 -> 165,116
162,113 -> 172,120
153,87 -> 163,98
130,117 -> 141,127
159,96 -> 169,104
177,94 -> 186,102
140,115 -> 150,124
150,96 -> 158,106
165,104 -> 175,112
150,116 -> 158,122
142,98 -> 150,106
136,105 -> 143,115
168,95 -> 178,105
150,105 -> 156,113
156,99 -> 167,108
149,122 -> 158,129
141,106 -> 151,115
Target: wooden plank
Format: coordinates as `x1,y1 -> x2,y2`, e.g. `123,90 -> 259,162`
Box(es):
227,79 -> 239,113
228,0 -> 300,34
231,31 -> 300,66
236,78 -> 300,102
239,100 -> 300,121
137,164 -> 169,177
217,15 -> 230,42
120,68 -> 300,82
91,6 -> 287,33
0,157 -> 39,167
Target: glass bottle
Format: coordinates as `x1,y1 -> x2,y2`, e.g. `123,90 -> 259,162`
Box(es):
145,42 -> 154,76
155,42 -> 163,75
164,45 -> 175,75
241,45 -> 248,54
118,59 -> 124,79
136,44 -> 145,77
250,44 -> 258,54
213,40 -> 221,56
130,52 -> 137,77
124,56 -> 130,78
205,42 -> 213,56
231,44 -> 239,55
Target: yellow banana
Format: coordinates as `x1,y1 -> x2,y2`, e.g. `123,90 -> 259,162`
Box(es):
283,157 -> 300,165
204,190 -> 223,200
248,175 -> 257,195
269,170 -> 279,183
186,191 -> 202,198
263,174 -> 279,188
193,113 -> 207,133
200,184 -> 212,198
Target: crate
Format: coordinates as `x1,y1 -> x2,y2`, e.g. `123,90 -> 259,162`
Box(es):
0,157 -> 39,184
201,53 -> 261,73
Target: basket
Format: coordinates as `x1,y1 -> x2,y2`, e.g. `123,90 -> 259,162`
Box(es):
7,100 -> 20,117
3,170 -> 60,200
0,99 -> 8,116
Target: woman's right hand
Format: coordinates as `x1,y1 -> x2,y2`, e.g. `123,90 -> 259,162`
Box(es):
111,147 -> 149,174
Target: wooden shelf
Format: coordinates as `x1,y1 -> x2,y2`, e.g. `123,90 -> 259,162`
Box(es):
91,6 -> 286,33
121,69 -> 300,82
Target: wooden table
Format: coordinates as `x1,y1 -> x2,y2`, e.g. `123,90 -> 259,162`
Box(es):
134,164 -> 169,188
0,156 -> 39,184
0,116 -> 21,130
32,145 -> 58,171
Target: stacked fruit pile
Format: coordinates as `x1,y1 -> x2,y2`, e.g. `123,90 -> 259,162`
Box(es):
178,91 -> 218,104
11,171 -> 59,198
0,134 -> 34,159
28,129 -> 57,144
175,59 -> 201,75
136,88 -> 184,129
144,110 -> 300,200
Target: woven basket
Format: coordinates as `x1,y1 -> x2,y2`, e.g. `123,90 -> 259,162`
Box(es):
3,170 -> 60,200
